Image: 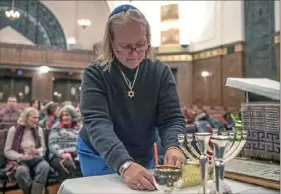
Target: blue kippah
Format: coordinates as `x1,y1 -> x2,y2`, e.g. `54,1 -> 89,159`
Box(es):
108,4 -> 138,19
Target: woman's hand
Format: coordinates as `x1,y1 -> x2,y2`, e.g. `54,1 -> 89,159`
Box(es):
19,154 -> 33,160
60,153 -> 72,160
164,147 -> 186,168
123,163 -> 156,191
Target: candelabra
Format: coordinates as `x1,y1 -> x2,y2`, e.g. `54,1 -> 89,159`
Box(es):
178,129 -> 247,194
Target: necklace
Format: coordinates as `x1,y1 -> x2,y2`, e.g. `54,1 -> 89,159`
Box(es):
118,65 -> 139,98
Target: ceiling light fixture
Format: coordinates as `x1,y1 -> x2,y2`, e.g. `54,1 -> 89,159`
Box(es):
77,19 -> 91,29
39,66 -> 50,74
5,0 -> 20,21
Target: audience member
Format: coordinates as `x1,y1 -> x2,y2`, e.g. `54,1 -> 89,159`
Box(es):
39,100 -> 49,121
4,107 -> 50,194
48,105 -> 81,181
39,102 -> 60,130
74,104 -> 82,127
30,99 -> 41,111
61,101 -> 72,108
0,96 -> 21,129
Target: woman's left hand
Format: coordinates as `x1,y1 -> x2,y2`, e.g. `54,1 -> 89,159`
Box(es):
164,147 -> 186,168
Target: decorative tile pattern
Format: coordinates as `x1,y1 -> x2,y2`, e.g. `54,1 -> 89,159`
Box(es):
241,103 -> 280,160
157,43 -> 245,62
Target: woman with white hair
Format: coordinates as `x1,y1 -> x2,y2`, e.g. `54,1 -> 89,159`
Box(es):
77,4 -> 186,191
4,107 -> 50,194
48,105 -> 81,181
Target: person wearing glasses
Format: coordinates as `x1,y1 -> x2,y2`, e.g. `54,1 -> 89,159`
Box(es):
77,4 -> 186,191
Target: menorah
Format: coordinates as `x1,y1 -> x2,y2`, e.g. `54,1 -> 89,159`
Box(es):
177,129 -> 247,194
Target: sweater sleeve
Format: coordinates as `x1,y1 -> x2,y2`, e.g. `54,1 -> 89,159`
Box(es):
80,65 -> 133,173
156,63 -> 186,150
37,127 -> 47,157
4,127 -> 22,160
48,127 -> 64,158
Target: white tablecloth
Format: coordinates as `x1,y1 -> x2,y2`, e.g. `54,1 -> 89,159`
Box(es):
57,174 -> 279,194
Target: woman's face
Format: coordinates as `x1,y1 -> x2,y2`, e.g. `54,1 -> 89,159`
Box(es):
75,106 -> 81,121
62,111 -> 72,126
27,112 -> 39,128
54,106 -> 60,117
32,100 -> 39,109
112,20 -> 148,69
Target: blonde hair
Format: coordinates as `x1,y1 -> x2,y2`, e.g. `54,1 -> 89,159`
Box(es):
96,9 -> 153,70
17,107 -> 39,126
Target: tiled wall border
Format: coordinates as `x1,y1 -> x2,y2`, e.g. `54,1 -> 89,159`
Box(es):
157,42 -> 245,62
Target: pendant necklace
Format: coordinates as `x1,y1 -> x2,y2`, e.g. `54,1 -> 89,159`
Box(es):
118,65 -> 139,98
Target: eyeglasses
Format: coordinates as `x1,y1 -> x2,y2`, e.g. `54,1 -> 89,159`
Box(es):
115,44 -> 149,55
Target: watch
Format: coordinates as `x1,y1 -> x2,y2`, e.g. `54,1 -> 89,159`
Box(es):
119,160 -> 133,177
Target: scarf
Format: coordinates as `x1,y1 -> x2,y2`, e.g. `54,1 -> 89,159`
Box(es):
60,121 -> 77,129
11,124 -> 41,153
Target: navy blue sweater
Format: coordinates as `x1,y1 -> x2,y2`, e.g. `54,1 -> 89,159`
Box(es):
79,58 -> 185,173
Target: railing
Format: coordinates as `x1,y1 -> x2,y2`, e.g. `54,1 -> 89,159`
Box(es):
0,43 -> 95,69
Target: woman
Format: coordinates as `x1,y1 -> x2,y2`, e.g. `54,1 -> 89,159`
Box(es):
39,102 -> 60,130
4,107 -> 50,194
77,4 -> 186,191
29,99 -> 41,111
48,105 -> 81,181
74,104 -> 82,128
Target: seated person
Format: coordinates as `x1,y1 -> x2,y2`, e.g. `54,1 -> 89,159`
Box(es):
39,102 -> 60,130
0,96 -> 21,129
4,107 -> 50,194
195,112 -> 226,133
48,105 -> 81,181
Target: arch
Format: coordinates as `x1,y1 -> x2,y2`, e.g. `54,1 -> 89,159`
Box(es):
0,0 -> 66,49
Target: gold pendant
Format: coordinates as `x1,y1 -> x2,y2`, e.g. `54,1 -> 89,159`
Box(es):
128,90 -> 135,98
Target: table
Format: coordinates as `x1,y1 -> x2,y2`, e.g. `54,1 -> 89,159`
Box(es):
57,174 -> 279,194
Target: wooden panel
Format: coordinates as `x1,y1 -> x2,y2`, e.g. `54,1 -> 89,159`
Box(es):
192,56 -> 222,106
0,43 -> 94,69
222,52 -> 245,108
225,172 -> 280,190
166,62 -> 192,105
47,50 -> 93,69
20,47 -> 46,66
0,46 -> 20,64
32,72 -> 53,101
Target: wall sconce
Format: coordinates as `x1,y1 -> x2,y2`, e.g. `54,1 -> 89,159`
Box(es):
77,19 -> 91,29
201,71 -> 211,77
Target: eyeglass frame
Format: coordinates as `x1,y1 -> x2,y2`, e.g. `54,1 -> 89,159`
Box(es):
113,42 -> 150,55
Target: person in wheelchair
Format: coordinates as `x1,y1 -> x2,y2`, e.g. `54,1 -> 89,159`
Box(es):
4,107 -> 50,194
48,105 -> 81,182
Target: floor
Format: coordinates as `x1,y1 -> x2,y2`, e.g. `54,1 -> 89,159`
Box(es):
3,184 -> 60,194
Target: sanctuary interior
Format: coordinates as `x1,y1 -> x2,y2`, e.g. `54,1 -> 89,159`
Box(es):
0,0 -> 280,194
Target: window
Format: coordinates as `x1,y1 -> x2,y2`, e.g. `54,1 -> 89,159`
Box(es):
0,76 -> 32,102
53,79 -> 81,104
